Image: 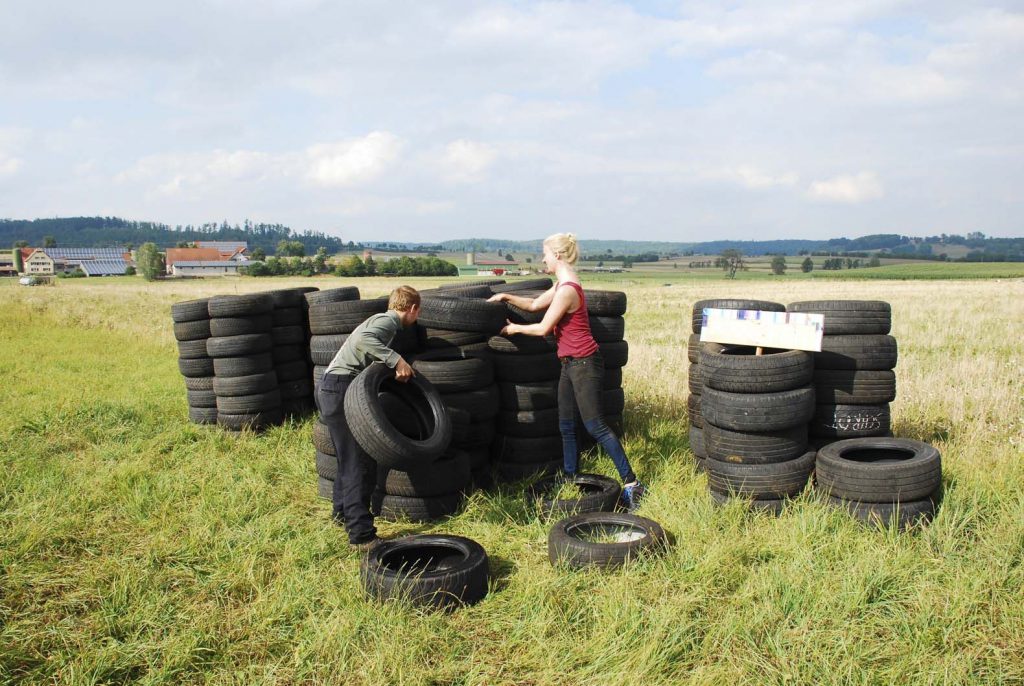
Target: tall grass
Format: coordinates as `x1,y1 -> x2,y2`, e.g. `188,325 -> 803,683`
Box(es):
1,276 -> 1023,684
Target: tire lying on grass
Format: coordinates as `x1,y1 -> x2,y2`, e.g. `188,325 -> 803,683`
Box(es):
378,493 -> 464,523
529,473 -> 621,517
706,450 -> 815,500
548,512 -> 667,569
344,362 -> 452,470
361,534 -> 489,610
826,495 -> 937,530
815,437 -> 941,503
709,490 -> 788,515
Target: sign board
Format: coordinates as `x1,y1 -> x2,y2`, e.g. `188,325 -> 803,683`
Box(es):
699,308 -> 824,352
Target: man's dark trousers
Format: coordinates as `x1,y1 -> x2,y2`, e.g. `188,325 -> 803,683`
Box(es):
315,372 -> 377,544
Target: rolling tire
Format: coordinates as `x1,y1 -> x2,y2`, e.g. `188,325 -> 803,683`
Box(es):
208,293 -> 273,317
691,299 -> 785,333
810,404 -> 891,439
700,348 -> 813,393
548,513 -> 666,569
704,423 -> 808,465
378,493 -> 464,523
209,315 -> 272,337
814,335 -> 898,371
304,287 -> 360,306
706,450 -> 815,500
344,363 -> 452,470
815,438 -> 941,503
788,300 -> 891,335
813,370 -> 896,405
308,300 -> 388,335
171,298 -> 211,323
213,354 -> 274,378
361,534 -> 488,609
529,473 -> 620,517
701,386 -> 815,432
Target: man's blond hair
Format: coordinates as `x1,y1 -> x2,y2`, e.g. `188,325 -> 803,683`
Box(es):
388,285 -> 420,311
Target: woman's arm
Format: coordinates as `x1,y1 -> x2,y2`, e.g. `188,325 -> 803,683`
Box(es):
488,284 -> 557,312
501,286 -> 576,337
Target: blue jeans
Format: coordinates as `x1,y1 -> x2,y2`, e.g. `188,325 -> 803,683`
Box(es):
557,352 -> 635,483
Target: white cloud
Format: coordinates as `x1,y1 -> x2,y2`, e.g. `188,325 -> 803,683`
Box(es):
0,152 -> 22,177
704,165 -> 799,189
305,132 -> 402,187
115,149 -> 272,195
440,140 -> 497,183
808,172 -> 884,203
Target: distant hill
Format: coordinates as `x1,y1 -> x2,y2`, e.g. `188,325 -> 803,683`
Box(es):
1,217 -> 1020,261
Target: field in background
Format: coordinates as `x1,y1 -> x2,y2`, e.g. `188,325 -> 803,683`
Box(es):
2,275 -> 1023,684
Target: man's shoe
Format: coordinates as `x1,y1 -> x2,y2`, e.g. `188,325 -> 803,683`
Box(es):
350,536 -> 381,552
620,481 -> 646,512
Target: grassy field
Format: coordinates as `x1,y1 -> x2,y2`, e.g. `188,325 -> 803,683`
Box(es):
2,274 -> 1023,684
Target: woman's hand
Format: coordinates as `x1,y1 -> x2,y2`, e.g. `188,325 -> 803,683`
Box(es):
500,320 -> 518,336
487,293 -> 508,303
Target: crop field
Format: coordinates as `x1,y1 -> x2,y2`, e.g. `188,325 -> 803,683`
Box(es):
2,274 -> 1023,684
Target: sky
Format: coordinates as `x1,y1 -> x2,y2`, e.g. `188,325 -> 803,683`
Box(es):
1,1 -> 1022,243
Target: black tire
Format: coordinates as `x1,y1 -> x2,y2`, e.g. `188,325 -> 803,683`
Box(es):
434,285 -> 494,299
171,298 -> 211,323
361,534 -> 488,609
494,459 -> 562,482
498,381 -> 559,411
382,450 -> 471,498
490,278 -> 553,293
691,299 -> 785,333
598,341 -> 628,369
275,359 -> 309,382
423,328 -> 489,349
689,426 -> 707,459
209,315 -> 272,337
584,290 -> 627,317
493,353 -> 560,383
391,325 -> 423,355
487,334 -> 557,355
438,279 -> 506,290
813,370 -> 897,405
317,476 -> 332,501
315,450 -> 337,480
498,408 -> 560,438
173,319 -> 211,342
529,473 -> 620,517
814,335 -> 898,371
344,363 -> 452,470
826,495 -> 936,530
283,397 -> 315,418
687,393 -> 702,429
213,354 -> 274,378
590,316 -> 625,342
208,293 -> 273,318
704,423 -> 808,465
264,288 -> 307,309
312,365 -> 327,387
186,389 -> 217,408
184,376 -> 214,391
442,386 -> 500,422
206,334 -> 273,358
816,437 -> 941,503
604,367 -> 622,390
412,350 -> 494,392
548,513 -> 666,569
492,434 -> 562,464
178,357 -> 215,378
687,334 -> 725,364
213,371 -> 278,397
709,491 -> 788,515
304,287 -> 360,306
308,300 -> 388,335
688,363 -> 703,395
810,404 -> 891,438
216,390 -> 282,414
188,405 -> 218,424
451,419 -> 496,449
706,450 -> 815,499
788,300 -> 891,335
176,339 -> 209,359
271,307 -> 305,327
310,334 -> 349,365
272,344 -> 306,364
378,493 -> 464,523
313,420 -> 335,456
505,302 -> 545,325
271,325 -> 306,346
700,348 -> 813,393
603,388 -> 625,415
216,408 -> 283,431
418,297 -> 506,333
279,378 -> 313,400
701,386 -> 815,432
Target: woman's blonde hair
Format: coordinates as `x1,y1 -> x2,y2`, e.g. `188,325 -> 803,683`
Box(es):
543,232 -> 579,265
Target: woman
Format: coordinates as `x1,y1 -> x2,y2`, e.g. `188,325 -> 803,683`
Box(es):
488,233 -> 645,511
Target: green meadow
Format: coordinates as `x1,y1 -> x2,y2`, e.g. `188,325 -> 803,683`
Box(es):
1,274 -> 1022,685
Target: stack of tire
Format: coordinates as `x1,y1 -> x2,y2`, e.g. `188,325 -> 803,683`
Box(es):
417,292 -> 507,482
687,299 -> 785,471
206,293 -> 283,431
489,284 -> 630,482
307,287 -> 378,388
172,297 -> 217,425
267,288 -> 318,418
699,345 -> 816,514
786,301 -> 896,449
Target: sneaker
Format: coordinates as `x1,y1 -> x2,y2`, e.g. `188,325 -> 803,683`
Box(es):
620,481 -> 646,512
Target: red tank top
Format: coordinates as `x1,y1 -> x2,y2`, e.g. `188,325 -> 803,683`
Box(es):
554,282 -> 599,359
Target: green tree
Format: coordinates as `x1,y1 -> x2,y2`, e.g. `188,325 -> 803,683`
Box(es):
720,249 -> 747,279
13,245 -> 24,273
124,265 -> 137,276
312,247 -> 328,274
506,253 -> 515,262
250,247 -> 266,261
801,257 -> 814,273
771,255 -> 787,275
14,240 -> 29,248
868,256 -> 881,267
276,239 -> 305,257
43,236 -> 57,248
364,255 -> 377,276
136,242 -> 165,281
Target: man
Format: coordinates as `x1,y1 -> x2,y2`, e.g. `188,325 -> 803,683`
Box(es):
316,285 -> 420,550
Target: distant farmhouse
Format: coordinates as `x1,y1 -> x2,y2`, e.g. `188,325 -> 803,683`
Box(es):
458,251 -> 529,277
10,247 -> 133,277
166,241 -> 249,277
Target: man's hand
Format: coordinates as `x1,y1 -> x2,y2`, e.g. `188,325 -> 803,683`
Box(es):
394,357 -> 415,383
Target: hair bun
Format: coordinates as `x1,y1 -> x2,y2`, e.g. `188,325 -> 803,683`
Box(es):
566,233 -> 576,243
